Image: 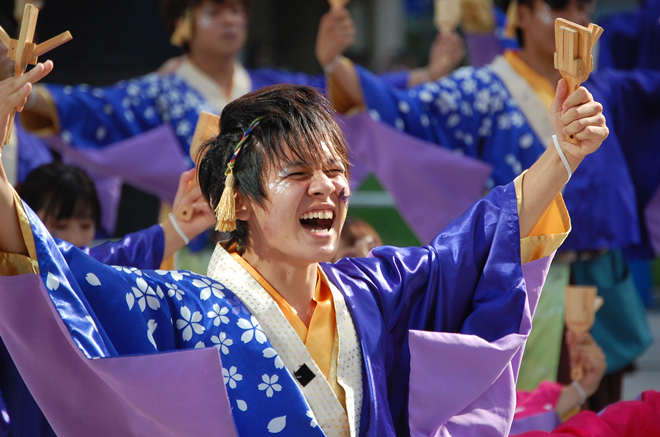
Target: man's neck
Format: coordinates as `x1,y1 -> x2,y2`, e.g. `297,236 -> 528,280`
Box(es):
519,47 -> 562,85
242,250 -> 319,327
189,51 -> 236,95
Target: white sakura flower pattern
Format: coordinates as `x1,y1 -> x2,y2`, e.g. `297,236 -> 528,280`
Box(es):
258,374 -> 282,398
223,366 -> 243,389
127,277 -> 160,312
460,79 -> 476,94
306,410 -> 318,428
113,266 -> 142,276
368,109 -> 381,121
85,273 -> 101,286
237,316 -> 267,344
262,348 -> 284,369
166,282 -> 185,301
505,154 -> 523,175
95,126 -> 106,141
511,111 -> 525,127
447,113 -> 461,128
193,277 -> 225,300
176,120 -> 192,136
207,304 -> 230,326
236,400 -> 248,411
435,91 -> 457,114
418,90 -> 434,102
212,332 -> 233,355
498,113 -> 512,130
155,270 -> 189,281
519,133 -> 534,149
176,306 -> 205,341
147,319 -> 157,349
267,416 -> 286,433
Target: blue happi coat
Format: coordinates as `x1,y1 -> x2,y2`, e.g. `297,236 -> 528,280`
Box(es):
355,62 -> 660,255
42,68 -> 409,164
2,180 -> 542,436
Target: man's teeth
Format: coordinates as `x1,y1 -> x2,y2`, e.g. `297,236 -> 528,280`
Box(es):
299,211 -> 334,220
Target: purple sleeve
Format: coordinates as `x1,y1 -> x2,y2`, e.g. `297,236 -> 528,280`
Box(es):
85,224 -> 164,269
325,181 -> 529,435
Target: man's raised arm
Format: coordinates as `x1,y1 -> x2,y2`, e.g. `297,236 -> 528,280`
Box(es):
0,61 -> 53,256
519,79 -> 608,237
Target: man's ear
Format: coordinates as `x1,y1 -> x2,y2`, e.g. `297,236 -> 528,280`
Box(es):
235,192 -> 250,221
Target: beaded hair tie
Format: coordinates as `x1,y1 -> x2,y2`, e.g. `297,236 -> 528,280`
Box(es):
214,117 -> 264,232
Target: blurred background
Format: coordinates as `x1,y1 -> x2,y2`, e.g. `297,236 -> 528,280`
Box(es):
0,0 -> 654,270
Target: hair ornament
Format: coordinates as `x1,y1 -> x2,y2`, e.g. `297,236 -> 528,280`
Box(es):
171,8 -> 193,47
214,116 -> 264,231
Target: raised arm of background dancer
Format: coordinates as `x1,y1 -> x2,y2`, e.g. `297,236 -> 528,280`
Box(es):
160,168 -> 215,259
316,7 -> 356,73
408,30 -> 465,87
0,61 -> 53,256
519,79 -> 608,238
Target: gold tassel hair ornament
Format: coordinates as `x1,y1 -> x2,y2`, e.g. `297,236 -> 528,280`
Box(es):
214,117 -> 264,232
170,8 -> 193,47
505,0 -> 519,38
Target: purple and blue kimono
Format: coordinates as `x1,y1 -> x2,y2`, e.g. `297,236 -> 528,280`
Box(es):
354,63 -> 660,255
39,65 -> 408,162
0,224 -> 165,437
0,181 -> 556,436
352,61 -> 660,375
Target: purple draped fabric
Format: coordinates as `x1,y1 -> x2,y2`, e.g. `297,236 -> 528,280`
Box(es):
646,185 -> 660,256
44,124 -> 188,234
0,274 -> 237,436
336,112 -> 493,244
464,33 -> 502,68
407,254 -> 554,436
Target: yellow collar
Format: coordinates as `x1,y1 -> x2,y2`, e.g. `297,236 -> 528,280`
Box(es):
230,254 -> 336,378
503,50 -> 555,111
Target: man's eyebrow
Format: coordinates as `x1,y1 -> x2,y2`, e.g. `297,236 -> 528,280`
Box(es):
278,161 -> 310,176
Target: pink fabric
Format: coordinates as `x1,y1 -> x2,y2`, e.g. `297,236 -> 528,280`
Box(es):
515,382 -> 564,420
514,391 -> 660,436
0,274 -> 237,437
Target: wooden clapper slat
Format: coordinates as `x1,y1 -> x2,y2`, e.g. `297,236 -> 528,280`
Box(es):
554,18 -> 603,144
0,3 -> 72,145
565,285 -> 604,381
434,0 -> 461,34
176,111 -> 220,221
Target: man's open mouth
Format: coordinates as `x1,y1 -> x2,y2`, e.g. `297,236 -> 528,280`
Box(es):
300,211 -> 334,233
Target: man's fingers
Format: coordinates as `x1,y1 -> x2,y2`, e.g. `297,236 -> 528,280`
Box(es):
0,83 -> 31,114
573,124 -> 609,142
563,113 -> 605,136
562,86 -> 593,111
0,61 -> 53,96
560,101 -> 603,127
